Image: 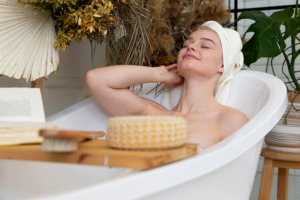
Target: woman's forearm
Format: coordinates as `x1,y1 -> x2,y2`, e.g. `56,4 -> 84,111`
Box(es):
84,64 -> 181,116
85,65 -> 168,89
84,65 -> 170,116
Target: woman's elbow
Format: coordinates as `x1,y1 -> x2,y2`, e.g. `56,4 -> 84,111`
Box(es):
84,69 -> 101,90
84,70 -> 93,86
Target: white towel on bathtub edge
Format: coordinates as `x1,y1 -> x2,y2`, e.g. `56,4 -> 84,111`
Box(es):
161,21 -> 244,109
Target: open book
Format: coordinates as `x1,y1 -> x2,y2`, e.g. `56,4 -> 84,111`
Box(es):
0,88 -> 56,146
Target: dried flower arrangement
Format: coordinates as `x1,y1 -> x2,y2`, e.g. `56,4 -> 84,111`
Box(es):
107,0 -> 232,66
18,0 -> 133,51
17,0 -> 231,67
148,0 -> 232,66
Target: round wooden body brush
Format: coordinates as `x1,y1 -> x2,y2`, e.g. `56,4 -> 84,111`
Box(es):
39,129 -> 105,153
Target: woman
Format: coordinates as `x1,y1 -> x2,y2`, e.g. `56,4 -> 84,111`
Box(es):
84,21 -> 248,149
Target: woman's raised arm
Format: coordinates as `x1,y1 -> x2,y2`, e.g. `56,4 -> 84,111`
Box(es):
84,64 -> 182,116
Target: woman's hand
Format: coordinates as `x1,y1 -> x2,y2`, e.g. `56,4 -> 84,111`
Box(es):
161,64 -> 184,89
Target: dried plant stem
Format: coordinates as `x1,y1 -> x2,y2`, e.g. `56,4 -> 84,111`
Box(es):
106,2 -> 151,66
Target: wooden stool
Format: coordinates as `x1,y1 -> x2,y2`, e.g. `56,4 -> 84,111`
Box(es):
259,148 -> 300,200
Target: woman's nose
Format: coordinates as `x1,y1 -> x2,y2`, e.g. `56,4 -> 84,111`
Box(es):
187,43 -> 195,51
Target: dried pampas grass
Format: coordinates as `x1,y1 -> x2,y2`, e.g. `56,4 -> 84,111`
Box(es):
107,0 -> 231,67
106,2 -> 151,66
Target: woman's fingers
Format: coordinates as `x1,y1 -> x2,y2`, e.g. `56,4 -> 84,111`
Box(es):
166,63 -> 177,71
170,69 -> 178,74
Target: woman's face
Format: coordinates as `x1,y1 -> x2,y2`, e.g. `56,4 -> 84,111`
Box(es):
177,28 -> 223,78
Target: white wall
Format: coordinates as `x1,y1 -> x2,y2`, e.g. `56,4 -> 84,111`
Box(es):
0,40 -> 106,117
43,40 -> 106,116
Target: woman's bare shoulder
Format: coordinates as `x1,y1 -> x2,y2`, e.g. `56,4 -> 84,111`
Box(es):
219,106 -> 249,138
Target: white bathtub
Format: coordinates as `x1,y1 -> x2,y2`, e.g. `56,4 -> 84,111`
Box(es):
0,70 -> 287,200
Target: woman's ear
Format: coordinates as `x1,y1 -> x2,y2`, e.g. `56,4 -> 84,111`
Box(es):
218,64 -> 224,73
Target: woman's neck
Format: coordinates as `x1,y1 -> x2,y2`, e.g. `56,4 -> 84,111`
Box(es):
174,77 -> 220,114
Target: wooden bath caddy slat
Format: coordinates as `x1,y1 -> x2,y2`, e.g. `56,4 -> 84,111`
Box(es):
0,140 -> 199,170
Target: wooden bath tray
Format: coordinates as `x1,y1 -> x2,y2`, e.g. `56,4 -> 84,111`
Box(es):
0,140 -> 199,170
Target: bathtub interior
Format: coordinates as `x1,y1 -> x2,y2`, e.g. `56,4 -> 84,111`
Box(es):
227,71 -> 269,119
0,70 -> 287,200
47,70 -> 268,131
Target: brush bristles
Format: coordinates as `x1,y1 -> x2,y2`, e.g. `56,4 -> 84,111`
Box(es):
41,138 -> 77,153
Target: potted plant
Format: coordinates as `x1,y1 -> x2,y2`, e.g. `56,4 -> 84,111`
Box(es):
237,0 -> 300,152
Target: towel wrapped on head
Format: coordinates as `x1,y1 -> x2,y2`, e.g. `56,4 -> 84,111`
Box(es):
161,21 -> 244,109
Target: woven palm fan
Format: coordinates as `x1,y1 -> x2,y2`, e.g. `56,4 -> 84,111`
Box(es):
0,0 -> 59,82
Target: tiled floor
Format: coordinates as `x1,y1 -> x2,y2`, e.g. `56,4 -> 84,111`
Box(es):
250,159 -> 300,200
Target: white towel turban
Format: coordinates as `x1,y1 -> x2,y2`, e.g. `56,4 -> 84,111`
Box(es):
161,21 -> 244,109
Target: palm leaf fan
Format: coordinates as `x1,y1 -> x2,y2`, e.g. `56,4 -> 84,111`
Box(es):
0,0 -> 59,82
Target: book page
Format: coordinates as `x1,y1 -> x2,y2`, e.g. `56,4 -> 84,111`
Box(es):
0,88 -> 45,122
0,88 -> 56,146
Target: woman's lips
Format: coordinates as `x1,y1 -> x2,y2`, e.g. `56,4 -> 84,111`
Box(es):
183,53 -> 199,60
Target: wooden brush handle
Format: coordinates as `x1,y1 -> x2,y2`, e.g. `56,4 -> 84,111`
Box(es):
39,129 -> 105,140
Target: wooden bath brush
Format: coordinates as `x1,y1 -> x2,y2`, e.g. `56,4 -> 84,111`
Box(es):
39,129 -> 105,153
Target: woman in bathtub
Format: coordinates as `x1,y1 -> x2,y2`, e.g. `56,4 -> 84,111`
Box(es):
84,21 -> 248,149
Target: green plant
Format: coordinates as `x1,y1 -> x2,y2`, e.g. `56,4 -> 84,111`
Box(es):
237,0 -> 300,91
